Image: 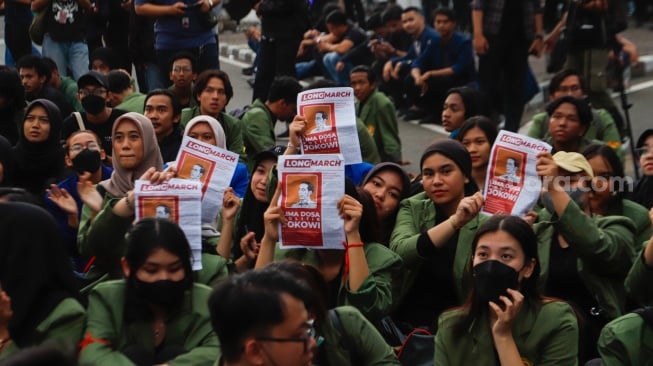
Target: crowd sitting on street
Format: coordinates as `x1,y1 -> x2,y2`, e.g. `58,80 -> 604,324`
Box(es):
2,0 -> 653,365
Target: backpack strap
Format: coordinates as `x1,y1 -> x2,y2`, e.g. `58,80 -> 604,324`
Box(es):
633,307 -> 653,329
328,309 -> 363,365
73,112 -> 86,131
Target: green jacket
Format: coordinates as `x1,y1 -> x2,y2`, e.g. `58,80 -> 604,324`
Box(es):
242,99 -> 275,168
356,89 -> 402,163
534,201 -> 638,320
116,92 -> 147,114
389,192 -> 487,303
180,107 -> 245,161
0,298 -> 86,359
598,312 -> 653,365
59,76 -> 84,112
167,84 -> 197,109
625,247 -> 653,306
275,243 -> 403,322
434,301 -> 579,366
356,118 -> 381,165
79,280 -> 219,366
319,306 -> 399,365
606,199 -> 652,246
528,109 -> 621,148
78,195 -> 229,289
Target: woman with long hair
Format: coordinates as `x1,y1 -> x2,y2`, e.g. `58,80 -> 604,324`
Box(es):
79,218 -> 219,365
359,162 -> 411,245
441,86 -> 491,138
0,202 -> 85,359
582,144 -> 651,244
434,215 -> 578,365
456,116 -> 498,191
390,140 -> 485,329
256,182 -> 403,322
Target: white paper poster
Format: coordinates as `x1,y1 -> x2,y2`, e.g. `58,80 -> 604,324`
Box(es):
277,154 -> 346,249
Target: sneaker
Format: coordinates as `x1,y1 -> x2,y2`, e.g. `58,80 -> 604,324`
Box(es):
242,66 -> 256,76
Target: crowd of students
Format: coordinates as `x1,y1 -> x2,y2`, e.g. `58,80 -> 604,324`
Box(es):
1,0 -> 653,365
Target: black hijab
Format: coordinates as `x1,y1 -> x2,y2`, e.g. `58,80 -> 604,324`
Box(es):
0,135 -> 14,186
0,202 -> 79,347
12,99 -> 66,197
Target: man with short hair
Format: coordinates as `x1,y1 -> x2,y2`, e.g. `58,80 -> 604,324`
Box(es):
144,89 -> 183,162
291,181 -> 317,208
62,70 -> 128,159
528,68 -> 621,151
243,76 -> 301,166
409,7 -> 475,123
319,9 -> 369,85
180,70 -> 244,160
208,268 -> 317,366
155,204 -> 171,219
17,55 -> 74,117
107,70 -> 147,113
190,163 -> 205,181
350,65 -> 402,163
168,52 -> 198,109
42,57 -> 84,112
382,7 -> 440,116
498,157 -> 520,183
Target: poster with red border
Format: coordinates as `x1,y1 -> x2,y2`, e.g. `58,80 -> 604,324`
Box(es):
278,154 -> 345,249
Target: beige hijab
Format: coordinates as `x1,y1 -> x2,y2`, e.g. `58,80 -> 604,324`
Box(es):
184,115 -> 227,148
100,112 -> 163,196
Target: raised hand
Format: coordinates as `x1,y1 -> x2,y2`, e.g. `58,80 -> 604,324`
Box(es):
78,172 -> 103,213
338,194 -> 362,235
222,188 -> 240,221
47,185 -> 78,216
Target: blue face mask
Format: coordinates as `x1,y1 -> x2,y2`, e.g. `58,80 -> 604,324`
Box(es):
541,186 -> 586,213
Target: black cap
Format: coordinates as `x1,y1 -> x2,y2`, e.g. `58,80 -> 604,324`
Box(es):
107,70 -> 131,93
637,129 -> 653,148
253,145 -> 286,167
78,71 -> 108,89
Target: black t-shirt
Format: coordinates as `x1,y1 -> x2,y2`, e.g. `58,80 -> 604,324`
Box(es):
500,0 -> 525,38
158,127 -> 183,163
46,0 -> 87,42
29,85 -> 74,120
61,108 -> 127,157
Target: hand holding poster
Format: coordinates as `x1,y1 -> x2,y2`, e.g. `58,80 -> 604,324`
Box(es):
134,178 -> 203,270
278,154 -> 346,249
482,131 -> 552,217
175,135 -> 239,224
297,87 -> 362,164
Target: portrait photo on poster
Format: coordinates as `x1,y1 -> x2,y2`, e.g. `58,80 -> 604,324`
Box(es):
138,196 -> 180,223
285,174 -> 320,209
493,148 -> 526,185
301,104 -> 336,135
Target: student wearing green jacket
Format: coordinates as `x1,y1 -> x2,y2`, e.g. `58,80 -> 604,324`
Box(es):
0,202 -> 86,360
625,207 -> 653,307
390,140 -> 486,329
256,181 -> 403,323
242,76 -> 301,169
79,218 -> 220,365
582,144 -> 652,245
434,215 -> 579,366
268,261 -> 400,365
350,65 -> 403,164
179,70 -> 244,160
533,151 -> 637,362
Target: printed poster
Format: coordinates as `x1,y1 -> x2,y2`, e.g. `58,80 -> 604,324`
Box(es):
297,87 -> 362,164
278,154 -> 346,249
134,178 -> 203,270
482,131 -> 551,217
176,135 -> 239,224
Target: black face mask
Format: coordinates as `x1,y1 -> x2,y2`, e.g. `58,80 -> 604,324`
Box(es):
472,260 -> 520,306
134,278 -> 187,308
71,149 -> 102,174
81,95 -> 106,115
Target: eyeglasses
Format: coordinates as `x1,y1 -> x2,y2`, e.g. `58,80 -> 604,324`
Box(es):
78,88 -> 107,97
69,142 -> 100,153
636,146 -> 653,158
172,66 -> 192,73
256,321 -> 317,354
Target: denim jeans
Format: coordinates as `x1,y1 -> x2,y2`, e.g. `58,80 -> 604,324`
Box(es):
322,51 -> 352,86
136,62 -> 165,94
42,34 -> 89,81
